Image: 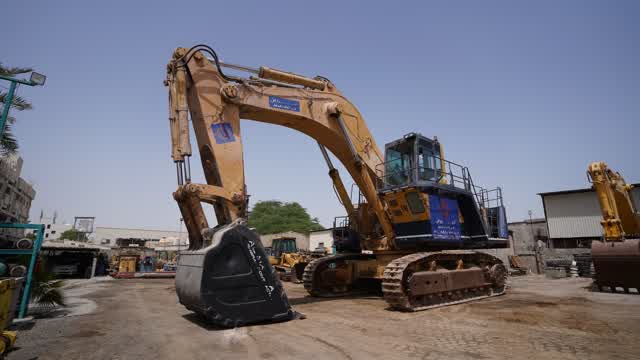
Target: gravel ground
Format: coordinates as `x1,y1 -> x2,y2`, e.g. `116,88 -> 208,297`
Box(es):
10,275 -> 640,360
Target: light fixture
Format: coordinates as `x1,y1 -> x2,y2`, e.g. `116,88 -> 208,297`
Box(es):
30,72 -> 46,86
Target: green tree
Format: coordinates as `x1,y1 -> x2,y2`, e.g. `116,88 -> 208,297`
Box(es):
59,228 -> 88,242
248,200 -> 324,235
0,63 -> 33,155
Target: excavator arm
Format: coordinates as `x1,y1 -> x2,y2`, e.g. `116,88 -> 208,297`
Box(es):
166,45 -> 393,251
587,161 -> 640,241
587,161 -> 640,293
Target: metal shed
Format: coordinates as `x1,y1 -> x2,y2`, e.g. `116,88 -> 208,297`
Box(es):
539,184 -> 640,248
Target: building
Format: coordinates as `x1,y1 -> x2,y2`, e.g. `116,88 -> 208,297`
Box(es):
260,231 -> 310,251
32,214 -> 189,247
539,184 -> 640,250
89,227 -> 188,248
145,236 -> 188,252
36,215 -> 73,241
40,240 -> 111,278
0,155 -> 35,224
309,229 -> 333,252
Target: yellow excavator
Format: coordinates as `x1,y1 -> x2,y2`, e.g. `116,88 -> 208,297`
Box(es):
587,162 -> 640,292
166,45 -> 510,327
267,238 -> 310,282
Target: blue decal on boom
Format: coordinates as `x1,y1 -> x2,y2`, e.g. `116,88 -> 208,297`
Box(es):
429,195 -> 461,241
211,122 -> 235,144
269,96 -> 300,112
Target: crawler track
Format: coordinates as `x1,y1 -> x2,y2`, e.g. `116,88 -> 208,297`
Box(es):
303,253 -> 376,297
382,251 -> 507,311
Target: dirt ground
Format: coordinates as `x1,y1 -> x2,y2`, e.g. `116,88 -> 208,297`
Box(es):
11,276 -> 640,360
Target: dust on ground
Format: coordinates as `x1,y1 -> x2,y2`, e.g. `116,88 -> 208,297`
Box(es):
10,276 -> 640,360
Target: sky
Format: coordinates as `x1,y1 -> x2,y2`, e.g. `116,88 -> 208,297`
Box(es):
3,0 -> 638,231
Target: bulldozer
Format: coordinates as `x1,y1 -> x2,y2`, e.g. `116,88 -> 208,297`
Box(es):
587,162 -> 640,293
266,237 -> 310,282
166,45 -> 510,327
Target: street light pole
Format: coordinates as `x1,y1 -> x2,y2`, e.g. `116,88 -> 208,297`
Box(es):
0,72 -> 46,138
529,210 -> 542,274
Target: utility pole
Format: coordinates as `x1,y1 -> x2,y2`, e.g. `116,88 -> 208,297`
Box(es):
529,210 -> 542,274
0,72 -> 46,138
528,210 -> 535,245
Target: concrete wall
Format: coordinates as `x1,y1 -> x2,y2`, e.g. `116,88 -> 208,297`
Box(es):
260,231 -> 309,250
508,219 -> 548,254
506,218 -> 596,273
542,247 -> 590,260
309,229 -> 333,251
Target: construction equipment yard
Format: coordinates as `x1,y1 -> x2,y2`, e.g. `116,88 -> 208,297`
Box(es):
2,2 -> 639,360
12,276 -> 640,360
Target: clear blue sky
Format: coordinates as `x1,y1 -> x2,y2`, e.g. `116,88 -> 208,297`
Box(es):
4,0 -> 638,230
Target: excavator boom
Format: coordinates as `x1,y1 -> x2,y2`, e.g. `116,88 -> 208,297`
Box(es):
167,45 -> 391,251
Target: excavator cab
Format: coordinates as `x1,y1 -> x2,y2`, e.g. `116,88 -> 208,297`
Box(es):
382,133 -> 444,187
377,133 -> 509,250
269,238 -> 298,258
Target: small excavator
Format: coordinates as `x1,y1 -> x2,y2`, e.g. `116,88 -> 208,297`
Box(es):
587,162 -> 640,293
166,45 -> 509,327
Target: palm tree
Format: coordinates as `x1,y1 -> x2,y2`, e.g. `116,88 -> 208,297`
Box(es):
30,258 -> 65,310
0,63 -> 33,156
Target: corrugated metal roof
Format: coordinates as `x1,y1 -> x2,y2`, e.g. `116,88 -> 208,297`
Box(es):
42,240 -> 110,251
538,183 -> 640,197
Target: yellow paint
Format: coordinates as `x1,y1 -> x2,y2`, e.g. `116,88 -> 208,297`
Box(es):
118,256 -> 137,273
383,188 -> 430,224
588,161 -> 640,241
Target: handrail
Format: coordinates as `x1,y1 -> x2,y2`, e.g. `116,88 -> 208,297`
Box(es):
375,155 -> 504,212
376,155 -> 476,192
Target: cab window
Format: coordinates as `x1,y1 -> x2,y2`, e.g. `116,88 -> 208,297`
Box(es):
385,149 -> 411,186
418,143 -> 442,182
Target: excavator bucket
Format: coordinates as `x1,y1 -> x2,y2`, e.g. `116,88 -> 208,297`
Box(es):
175,223 -> 299,327
591,238 -> 640,292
